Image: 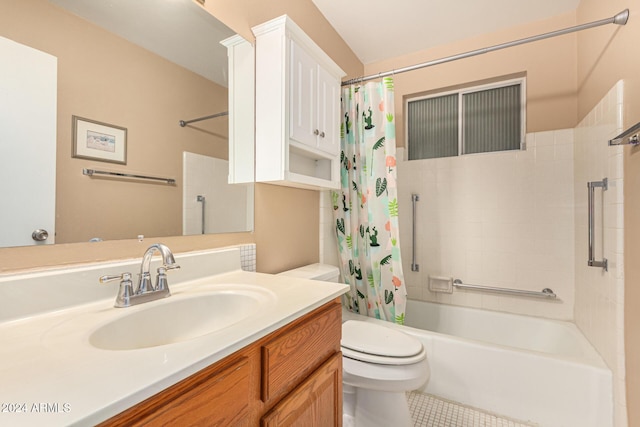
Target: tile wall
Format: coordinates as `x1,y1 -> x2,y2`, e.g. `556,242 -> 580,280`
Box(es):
320,190 -> 340,268
239,243 -> 257,272
182,152 -> 254,235
395,130 -> 576,320
573,81 -> 626,427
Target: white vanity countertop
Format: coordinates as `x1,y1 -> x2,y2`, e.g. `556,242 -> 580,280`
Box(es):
0,268 -> 348,426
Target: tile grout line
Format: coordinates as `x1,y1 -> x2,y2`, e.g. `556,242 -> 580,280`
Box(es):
407,391 -> 538,427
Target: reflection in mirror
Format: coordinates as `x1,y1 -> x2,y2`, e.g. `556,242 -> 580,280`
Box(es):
0,0 -> 253,249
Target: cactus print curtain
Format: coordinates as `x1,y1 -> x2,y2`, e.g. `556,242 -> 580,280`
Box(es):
332,78 -> 406,324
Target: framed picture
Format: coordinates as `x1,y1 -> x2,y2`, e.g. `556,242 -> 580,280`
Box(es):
72,116 -> 127,164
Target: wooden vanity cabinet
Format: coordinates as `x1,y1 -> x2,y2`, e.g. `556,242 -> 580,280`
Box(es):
99,300 -> 342,426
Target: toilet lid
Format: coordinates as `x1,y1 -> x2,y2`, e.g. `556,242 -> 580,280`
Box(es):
341,320 -> 425,365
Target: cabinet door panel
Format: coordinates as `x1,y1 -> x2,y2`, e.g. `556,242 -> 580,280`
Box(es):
261,352 -> 342,427
289,39 -> 317,148
317,65 -> 340,155
261,301 -> 341,403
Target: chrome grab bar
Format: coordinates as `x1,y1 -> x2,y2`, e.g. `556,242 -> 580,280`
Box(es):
587,178 -> 608,271
609,121 -> 640,146
453,279 -> 557,299
411,194 -> 419,272
197,195 -> 206,235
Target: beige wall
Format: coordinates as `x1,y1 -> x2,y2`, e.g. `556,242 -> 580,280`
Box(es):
201,0 -> 362,79
363,12 -> 579,147
574,1 -> 640,425
0,0 -> 363,274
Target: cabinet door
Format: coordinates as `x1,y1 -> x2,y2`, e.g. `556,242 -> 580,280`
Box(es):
316,65 -> 340,155
261,301 -> 341,403
261,352 -> 342,427
289,39 -> 317,149
101,357 -> 251,427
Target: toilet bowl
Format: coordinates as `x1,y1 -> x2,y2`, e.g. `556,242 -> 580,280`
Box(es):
278,264 -> 430,427
341,319 -> 430,427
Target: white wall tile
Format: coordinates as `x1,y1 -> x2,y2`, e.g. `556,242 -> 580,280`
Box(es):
573,80 -> 626,427
396,127 -> 576,320
319,190 -> 340,267
182,152 -> 252,235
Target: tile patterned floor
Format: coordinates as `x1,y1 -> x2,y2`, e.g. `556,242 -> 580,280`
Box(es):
407,391 -> 538,427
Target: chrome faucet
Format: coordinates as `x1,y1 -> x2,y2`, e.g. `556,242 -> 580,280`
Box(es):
137,243 -> 179,294
99,243 -> 180,308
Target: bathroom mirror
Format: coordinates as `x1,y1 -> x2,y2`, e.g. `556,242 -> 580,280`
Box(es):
0,0 -> 253,248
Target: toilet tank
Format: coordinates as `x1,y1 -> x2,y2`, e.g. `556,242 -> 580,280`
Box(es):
277,263 -> 340,282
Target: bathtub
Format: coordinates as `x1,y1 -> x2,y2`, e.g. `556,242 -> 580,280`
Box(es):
342,299 -> 613,427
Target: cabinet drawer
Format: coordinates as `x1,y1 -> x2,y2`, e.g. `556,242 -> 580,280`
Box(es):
261,301 -> 341,403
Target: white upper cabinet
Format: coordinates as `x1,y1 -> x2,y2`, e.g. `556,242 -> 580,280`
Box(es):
252,15 -> 345,190
221,35 -> 255,185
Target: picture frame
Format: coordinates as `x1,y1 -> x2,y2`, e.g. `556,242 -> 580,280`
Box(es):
72,116 -> 127,164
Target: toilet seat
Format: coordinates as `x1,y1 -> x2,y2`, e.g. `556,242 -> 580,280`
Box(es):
341,320 -> 426,365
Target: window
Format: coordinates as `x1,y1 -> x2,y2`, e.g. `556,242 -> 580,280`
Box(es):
406,78 -> 525,160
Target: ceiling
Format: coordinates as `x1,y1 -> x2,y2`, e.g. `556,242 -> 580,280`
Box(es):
311,0 -> 581,64
49,0 -> 235,87
48,0 -> 583,83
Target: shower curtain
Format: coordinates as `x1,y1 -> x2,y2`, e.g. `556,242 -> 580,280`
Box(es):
332,77 -> 406,324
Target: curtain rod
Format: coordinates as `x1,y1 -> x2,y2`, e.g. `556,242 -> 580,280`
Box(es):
342,9 -> 629,86
179,111 -> 228,127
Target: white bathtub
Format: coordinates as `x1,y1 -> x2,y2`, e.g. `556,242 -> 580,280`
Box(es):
342,299 -> 613,427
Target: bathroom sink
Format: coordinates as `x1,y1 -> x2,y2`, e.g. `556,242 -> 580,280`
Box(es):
89,287 -> 275,351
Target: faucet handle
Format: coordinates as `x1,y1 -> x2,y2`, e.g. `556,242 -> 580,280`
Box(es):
155,265 -> 179,292
155,267 -> 168,292
99,272 -> 132,284
99,272 -> 134,308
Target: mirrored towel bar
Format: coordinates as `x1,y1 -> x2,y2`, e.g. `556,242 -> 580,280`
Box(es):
83,168 -> 176,185
453,279 -> 557,299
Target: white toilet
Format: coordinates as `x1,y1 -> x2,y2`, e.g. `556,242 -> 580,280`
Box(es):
278,263 -> 430,427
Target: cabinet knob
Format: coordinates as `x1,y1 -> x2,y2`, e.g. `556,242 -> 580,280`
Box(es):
319,131 -> 325,138
313,129 -> 319,136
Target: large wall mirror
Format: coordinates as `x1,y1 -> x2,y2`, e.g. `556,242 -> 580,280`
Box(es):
0,0 -> 253,249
